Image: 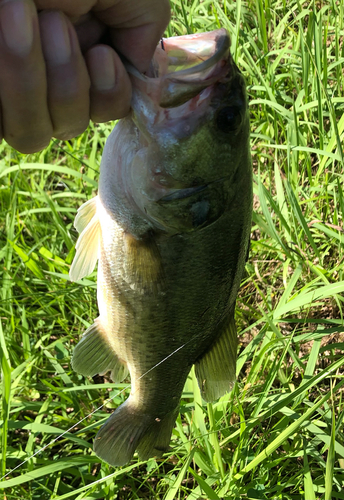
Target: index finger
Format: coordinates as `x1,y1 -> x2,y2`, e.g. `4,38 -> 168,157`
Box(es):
93,0 -> 170,72
34,0 -> 170,72
33,0 -> 97,17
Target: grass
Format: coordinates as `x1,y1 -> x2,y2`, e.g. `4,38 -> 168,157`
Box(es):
1,0 -> 344,498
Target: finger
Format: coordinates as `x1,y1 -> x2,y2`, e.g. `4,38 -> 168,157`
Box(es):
33,0 -> 96,18
0,0 -> 53,153
93,0 -> 171,72
85,44 -> 131,123
39,10 -> 90,140
73,13 -> 106,53
0,105 -> 3,144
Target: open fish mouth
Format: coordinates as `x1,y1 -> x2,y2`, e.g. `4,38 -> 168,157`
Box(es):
125,28 -> 232,108
149,29 -> 230,80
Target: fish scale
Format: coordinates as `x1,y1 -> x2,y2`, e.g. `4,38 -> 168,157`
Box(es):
69,28 -> 252,466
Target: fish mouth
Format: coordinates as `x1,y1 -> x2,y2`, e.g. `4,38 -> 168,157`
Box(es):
125,29 -> 232,108
150,29 -> 230,80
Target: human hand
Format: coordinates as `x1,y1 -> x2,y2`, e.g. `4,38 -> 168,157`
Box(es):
0,0 -> 170,153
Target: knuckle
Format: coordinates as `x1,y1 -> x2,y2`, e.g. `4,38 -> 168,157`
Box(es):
54,120 -> 89,140
4,125 -> 53,153
160,0 -> 171,24
35,0 -> 96,18
7,136 -> 51,154
90,91 -> 130,123
53,79 -> 90,103
149,0 -> 171,29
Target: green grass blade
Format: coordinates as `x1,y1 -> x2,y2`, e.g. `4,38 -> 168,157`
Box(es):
284,180 -> 321,260
303,441 -> 316,500
0,457 -> 99,488
0,163 -> 98,187
234,378 -> 344,480
273,281 -> 344,319
164,449 -> 195,500
324,399 -> 336,500
188,468 -> 221,500
0,321 -> 11,478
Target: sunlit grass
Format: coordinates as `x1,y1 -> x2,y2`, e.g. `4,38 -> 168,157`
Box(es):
1,0 -> 344,498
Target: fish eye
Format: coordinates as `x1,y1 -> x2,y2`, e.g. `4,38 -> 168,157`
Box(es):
215,105 -> 241,133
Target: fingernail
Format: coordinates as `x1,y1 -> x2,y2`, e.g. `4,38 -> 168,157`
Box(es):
39,11 -> 71,65
88,46 -> 116,91
0,0 -> 34,56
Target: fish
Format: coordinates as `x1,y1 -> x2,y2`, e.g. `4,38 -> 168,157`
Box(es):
69,28 -> 252,466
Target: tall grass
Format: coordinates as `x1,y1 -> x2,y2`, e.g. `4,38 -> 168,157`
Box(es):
1,0 -> 344,498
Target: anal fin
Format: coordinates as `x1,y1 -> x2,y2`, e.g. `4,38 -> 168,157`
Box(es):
72,319 -> 128,382
195,312 -> 238,402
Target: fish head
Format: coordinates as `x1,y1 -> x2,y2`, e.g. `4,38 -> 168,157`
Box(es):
125,29 -> 251,234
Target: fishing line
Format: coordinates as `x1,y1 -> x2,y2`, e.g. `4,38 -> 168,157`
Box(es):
0,339 -> 191,481
50,139 -> 100,174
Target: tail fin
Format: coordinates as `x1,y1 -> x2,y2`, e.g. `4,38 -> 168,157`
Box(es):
94,399 -> 178,466
137,407 -> 179,461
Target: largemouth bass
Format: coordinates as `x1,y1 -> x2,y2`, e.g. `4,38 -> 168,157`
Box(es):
70,28 -> 252,466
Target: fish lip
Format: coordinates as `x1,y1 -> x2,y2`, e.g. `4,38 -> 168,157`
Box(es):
158,185 -> 207,203
124,29 -> 230,83
162,31 -> 230,81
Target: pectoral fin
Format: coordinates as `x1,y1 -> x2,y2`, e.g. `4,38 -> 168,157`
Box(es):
74,196 -> 98,233
72,319 -> 128,382
195,312 -> 238,402
123,233 -> 165,295
70,197 -> 100,282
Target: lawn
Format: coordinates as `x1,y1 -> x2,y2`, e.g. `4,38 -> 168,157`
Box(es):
1,0 -> 344,499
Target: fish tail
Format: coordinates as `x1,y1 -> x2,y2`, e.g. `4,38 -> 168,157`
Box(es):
136,407 -> 179,461
94,399 -> 178,466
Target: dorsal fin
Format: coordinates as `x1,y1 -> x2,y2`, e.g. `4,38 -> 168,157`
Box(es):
70,197 -> 100,282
